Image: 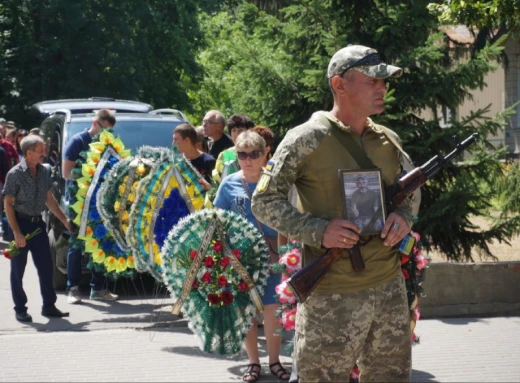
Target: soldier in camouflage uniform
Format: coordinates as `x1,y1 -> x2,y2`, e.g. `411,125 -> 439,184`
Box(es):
252,45 -> 414,382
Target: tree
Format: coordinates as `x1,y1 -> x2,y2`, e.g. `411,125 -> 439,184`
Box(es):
190,0 -> 519,260
0,0 -> 215,128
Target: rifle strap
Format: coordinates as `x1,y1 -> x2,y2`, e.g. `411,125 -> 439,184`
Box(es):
316,113 -> 376,169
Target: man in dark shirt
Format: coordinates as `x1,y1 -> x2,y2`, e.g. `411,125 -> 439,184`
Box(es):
172,123 -> 215,185
3,135 -> 71,322
62,109 -> 119,304
202,110 -> 233,159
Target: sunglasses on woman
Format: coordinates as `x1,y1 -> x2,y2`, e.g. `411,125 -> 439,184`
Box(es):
237,150 -> 262,160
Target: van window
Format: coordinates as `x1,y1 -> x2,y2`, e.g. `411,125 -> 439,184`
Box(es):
64,120 -> 183,152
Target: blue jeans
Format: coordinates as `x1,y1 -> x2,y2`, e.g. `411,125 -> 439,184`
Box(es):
9,217 -> 57,314
66,235 -> 105,291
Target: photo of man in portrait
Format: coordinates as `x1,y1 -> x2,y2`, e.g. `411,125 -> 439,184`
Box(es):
343,172 -> 385,235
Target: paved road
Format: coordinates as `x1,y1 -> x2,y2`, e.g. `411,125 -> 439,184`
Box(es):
0,242 -> 519,382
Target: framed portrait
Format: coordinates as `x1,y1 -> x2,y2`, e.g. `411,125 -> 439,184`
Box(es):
338,168 -> 386,236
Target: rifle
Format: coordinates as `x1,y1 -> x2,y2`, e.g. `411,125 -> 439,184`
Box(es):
287,133 -> 479,304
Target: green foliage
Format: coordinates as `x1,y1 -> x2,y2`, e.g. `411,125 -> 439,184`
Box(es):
0,0 -> 215,127
189,0 -> 519,261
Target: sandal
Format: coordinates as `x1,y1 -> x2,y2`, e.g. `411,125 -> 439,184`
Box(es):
243,363 -> 261,382
269,361 -> 291,381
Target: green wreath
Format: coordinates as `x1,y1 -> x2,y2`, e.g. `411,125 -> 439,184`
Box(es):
161,209 -> 269,355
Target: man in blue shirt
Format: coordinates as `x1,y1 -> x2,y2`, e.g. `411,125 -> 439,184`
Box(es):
62,109 -> 118,304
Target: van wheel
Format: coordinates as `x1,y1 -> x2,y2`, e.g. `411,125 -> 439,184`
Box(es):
49,228 -> 68,290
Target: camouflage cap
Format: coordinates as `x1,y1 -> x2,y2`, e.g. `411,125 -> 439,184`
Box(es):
327,45 -> 403,79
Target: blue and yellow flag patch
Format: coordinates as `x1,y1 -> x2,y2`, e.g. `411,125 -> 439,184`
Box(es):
265,160 -> 275,172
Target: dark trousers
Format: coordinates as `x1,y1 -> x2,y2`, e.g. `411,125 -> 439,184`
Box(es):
9,217 -> 57,314
66,235 -> 105,291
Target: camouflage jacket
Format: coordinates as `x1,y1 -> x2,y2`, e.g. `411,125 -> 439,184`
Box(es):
252,111 -> 415,293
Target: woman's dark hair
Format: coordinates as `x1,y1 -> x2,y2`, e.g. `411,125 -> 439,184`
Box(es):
226,114 -> 255,135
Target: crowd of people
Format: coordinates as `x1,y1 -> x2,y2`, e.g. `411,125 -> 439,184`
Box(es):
2,44 -> 420,383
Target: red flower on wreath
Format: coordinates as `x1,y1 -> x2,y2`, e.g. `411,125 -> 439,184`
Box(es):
217,275 -> 228,287
207,293 -> 221,305
219,257 -> 230,268
213,241 -> 223,254
204,256 -> 215,268
221,291 -> 234,305
232,249 -> 241,259
201,272 -> 212,284
237,281 -> 248,292
192,279 -> 199,289
190,250 -> 197,260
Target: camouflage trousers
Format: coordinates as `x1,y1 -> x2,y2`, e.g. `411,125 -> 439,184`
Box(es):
294,274 -> 411,382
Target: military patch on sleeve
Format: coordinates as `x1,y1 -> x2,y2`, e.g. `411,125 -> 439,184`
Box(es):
256,173 -> 271,194
265,160 -> 275,172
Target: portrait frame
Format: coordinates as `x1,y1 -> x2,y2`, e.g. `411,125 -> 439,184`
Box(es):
338,168 -> 387,236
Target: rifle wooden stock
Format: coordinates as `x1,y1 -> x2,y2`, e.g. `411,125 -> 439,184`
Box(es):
391,168 -> 428,207
287,245 -> 364,303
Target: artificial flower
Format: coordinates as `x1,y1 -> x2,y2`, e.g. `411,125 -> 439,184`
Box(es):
213,241 -> 223,254
237,281 -> 248,291
190,251 -> 197,260
220,291 -> 234,306
0,229 -> 39,259
127,256 -> 135,269
207,293 -> 220,305
275,281 -> 296,304
93,249 -> 106,264
219,257 -> 230,268
232,249 -> 241,259
217,275 -> 228,287
281,307 -> 297,331
105,256 -> 117,272
136,164 -> 147,175
201,272 -> 212,284
116,257 -> 127,273
89,142 -> 106,153
82,163 -> 96,178
71,200 -> 85,215
100,130 -> 115,146
400,255 -> 411,265
204,256 -> 215,268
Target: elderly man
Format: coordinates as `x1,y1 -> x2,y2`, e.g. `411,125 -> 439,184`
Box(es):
202,110 -> 233,159
252,45 -> 414,382
3,135 -> 71,322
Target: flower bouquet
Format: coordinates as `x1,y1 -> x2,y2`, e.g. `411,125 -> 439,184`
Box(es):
2,228 -> 42,259
400,231 -> 430,344
127,146 -> 205,281
161,209 -> 269,355
272,240 -> 302,349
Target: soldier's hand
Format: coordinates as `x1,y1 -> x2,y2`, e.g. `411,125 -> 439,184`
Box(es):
322,218 -> 360,249
14,231 -> 26,249
381,212 -> 410,247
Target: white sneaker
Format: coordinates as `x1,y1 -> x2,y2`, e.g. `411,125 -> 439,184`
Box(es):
90,289 -> 118,301
67,287 -> 82,304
